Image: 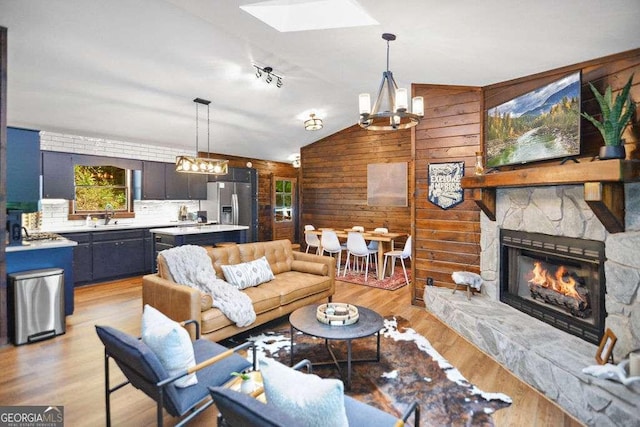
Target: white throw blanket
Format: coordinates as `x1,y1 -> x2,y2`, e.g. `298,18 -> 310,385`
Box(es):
161,245 -> 256,328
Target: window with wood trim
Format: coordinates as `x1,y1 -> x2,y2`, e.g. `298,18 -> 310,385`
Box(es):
73,165 -> 132,214
274,179 -> 293,222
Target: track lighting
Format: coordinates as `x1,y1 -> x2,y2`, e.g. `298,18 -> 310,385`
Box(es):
253,64 -> 283,88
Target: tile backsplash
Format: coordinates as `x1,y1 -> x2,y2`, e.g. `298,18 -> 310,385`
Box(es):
39,199 -> 201,230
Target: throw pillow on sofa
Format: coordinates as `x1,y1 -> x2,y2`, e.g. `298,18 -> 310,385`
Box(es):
259,358 -> 348,427
221,256 -> 275,290
141,304 -> 198,388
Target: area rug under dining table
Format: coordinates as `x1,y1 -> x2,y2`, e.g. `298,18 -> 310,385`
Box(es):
339,268 -> 410,291
223,315 -> 512,426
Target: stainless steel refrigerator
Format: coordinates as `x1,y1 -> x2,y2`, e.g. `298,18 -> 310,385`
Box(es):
202,181 -> 257,242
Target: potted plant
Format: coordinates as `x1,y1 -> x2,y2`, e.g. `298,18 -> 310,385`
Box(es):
231,371 -> 255,394
581,74 -> 636,160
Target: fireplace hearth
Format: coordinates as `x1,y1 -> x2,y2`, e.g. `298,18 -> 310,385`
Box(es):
500,229 -> 605,344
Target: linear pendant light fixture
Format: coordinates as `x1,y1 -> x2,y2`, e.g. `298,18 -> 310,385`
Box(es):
176,98 -> 229,175
358,33 -> 424,130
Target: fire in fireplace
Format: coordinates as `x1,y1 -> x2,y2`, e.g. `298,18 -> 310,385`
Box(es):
527,260 -> 591,318
500,229 -> 605,344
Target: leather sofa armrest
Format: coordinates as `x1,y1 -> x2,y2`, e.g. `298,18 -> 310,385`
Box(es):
142,273 -> 202,340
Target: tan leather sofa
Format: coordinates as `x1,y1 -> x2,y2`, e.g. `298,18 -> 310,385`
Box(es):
142,239 -> 335,341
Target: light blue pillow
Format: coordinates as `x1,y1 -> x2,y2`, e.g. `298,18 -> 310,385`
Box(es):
141,304 -> 197,388
259,358 -> 348,427
221,256 -> 275,290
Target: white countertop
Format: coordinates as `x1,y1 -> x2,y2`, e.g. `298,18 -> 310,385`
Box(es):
40,220 -> 217,234
149,224 -> 249,235
6,238 -> 78,253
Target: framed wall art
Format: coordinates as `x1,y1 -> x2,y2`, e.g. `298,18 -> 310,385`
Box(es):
428,161 -> 465,210
367,162 -> 408,206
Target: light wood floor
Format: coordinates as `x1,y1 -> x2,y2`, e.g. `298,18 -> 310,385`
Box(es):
0,277 -> 583,426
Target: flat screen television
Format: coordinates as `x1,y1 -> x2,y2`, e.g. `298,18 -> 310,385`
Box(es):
485,71 -> 581,168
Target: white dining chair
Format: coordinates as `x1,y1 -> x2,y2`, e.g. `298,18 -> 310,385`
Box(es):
304,225 -> 321,254
367,227 -> 388,251
382,235 -> 412,286
351,226 -> 365,232
343,232 -> 373,281
321,230 -> 344,275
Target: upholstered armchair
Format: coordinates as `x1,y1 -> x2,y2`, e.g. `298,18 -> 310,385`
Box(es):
96,319 -> 255,427
209,359 -> 420,427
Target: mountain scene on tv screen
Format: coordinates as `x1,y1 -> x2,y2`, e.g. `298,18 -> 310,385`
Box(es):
486,73 -> 581,168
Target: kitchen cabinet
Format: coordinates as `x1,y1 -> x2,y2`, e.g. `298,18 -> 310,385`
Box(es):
6,243 -> 76,315
142,161 -> 206,200
150,225 -> 248,270
164,164 -> 189,199
165,163 -> 206,199
7,127 -> 41,212
92,229 -> 146,282
232,167 -> 253,183
144,228 -> 154,273
142,161 -> 166,199
42,151 -> 75,199
62,232 -> 93,285
207,166 -> 253,183
61,228 -> 151,285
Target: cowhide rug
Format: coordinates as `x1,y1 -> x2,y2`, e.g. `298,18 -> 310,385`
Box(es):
223,316 -> 512,426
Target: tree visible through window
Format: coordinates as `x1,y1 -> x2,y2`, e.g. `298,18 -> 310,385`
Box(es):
275,179 -> 293,222
74,165 -> 129,213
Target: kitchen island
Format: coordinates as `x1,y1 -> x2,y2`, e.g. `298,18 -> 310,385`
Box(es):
150,224 -> 249,270
6,238 -> 77,315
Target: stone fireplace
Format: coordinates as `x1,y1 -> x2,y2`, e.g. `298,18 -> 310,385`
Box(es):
424,183 -> 640,426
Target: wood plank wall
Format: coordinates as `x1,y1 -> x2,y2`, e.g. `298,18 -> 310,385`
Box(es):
199,152 -> 298,242
300,48 -> 639,310
412,85 -> 483,306
300,124 -> 412,240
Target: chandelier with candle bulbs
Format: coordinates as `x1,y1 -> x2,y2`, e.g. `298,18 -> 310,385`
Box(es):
358,33 -> 424,131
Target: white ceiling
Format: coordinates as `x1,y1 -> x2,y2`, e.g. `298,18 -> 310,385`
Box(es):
1,0 -> 639,162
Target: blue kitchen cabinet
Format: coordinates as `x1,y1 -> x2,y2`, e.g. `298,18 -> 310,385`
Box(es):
6,246 -> 75,315
165,163 -> 206,199
142,161 -> 166,199
42,151 -> 75,199
7,127 -> 40,212
207,166 -> 253,183
91,229 -> 146,282
144,228 -> 154,273
61,232 -> 93,285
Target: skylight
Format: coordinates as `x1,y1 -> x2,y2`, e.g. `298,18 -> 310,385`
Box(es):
240,0 -> 379,32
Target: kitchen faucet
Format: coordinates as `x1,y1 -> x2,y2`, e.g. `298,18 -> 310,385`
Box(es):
104,203 -> 115,225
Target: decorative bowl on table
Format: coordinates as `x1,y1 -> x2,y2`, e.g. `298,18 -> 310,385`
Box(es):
316,303 -> 359,326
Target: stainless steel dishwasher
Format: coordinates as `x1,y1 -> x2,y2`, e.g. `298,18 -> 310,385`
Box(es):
9,268 -> 65,345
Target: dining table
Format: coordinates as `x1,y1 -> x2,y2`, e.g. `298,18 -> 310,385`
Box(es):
309,229 -> 405,280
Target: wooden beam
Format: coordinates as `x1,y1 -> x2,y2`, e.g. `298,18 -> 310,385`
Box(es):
584,182 -> 625,233
472,188 -> 496,221
461,159 -> 640,189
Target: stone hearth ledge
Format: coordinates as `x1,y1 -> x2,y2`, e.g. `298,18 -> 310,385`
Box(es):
424,287 -> 639,426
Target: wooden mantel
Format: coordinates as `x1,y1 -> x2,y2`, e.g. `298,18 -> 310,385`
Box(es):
460,159 -> 640,233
